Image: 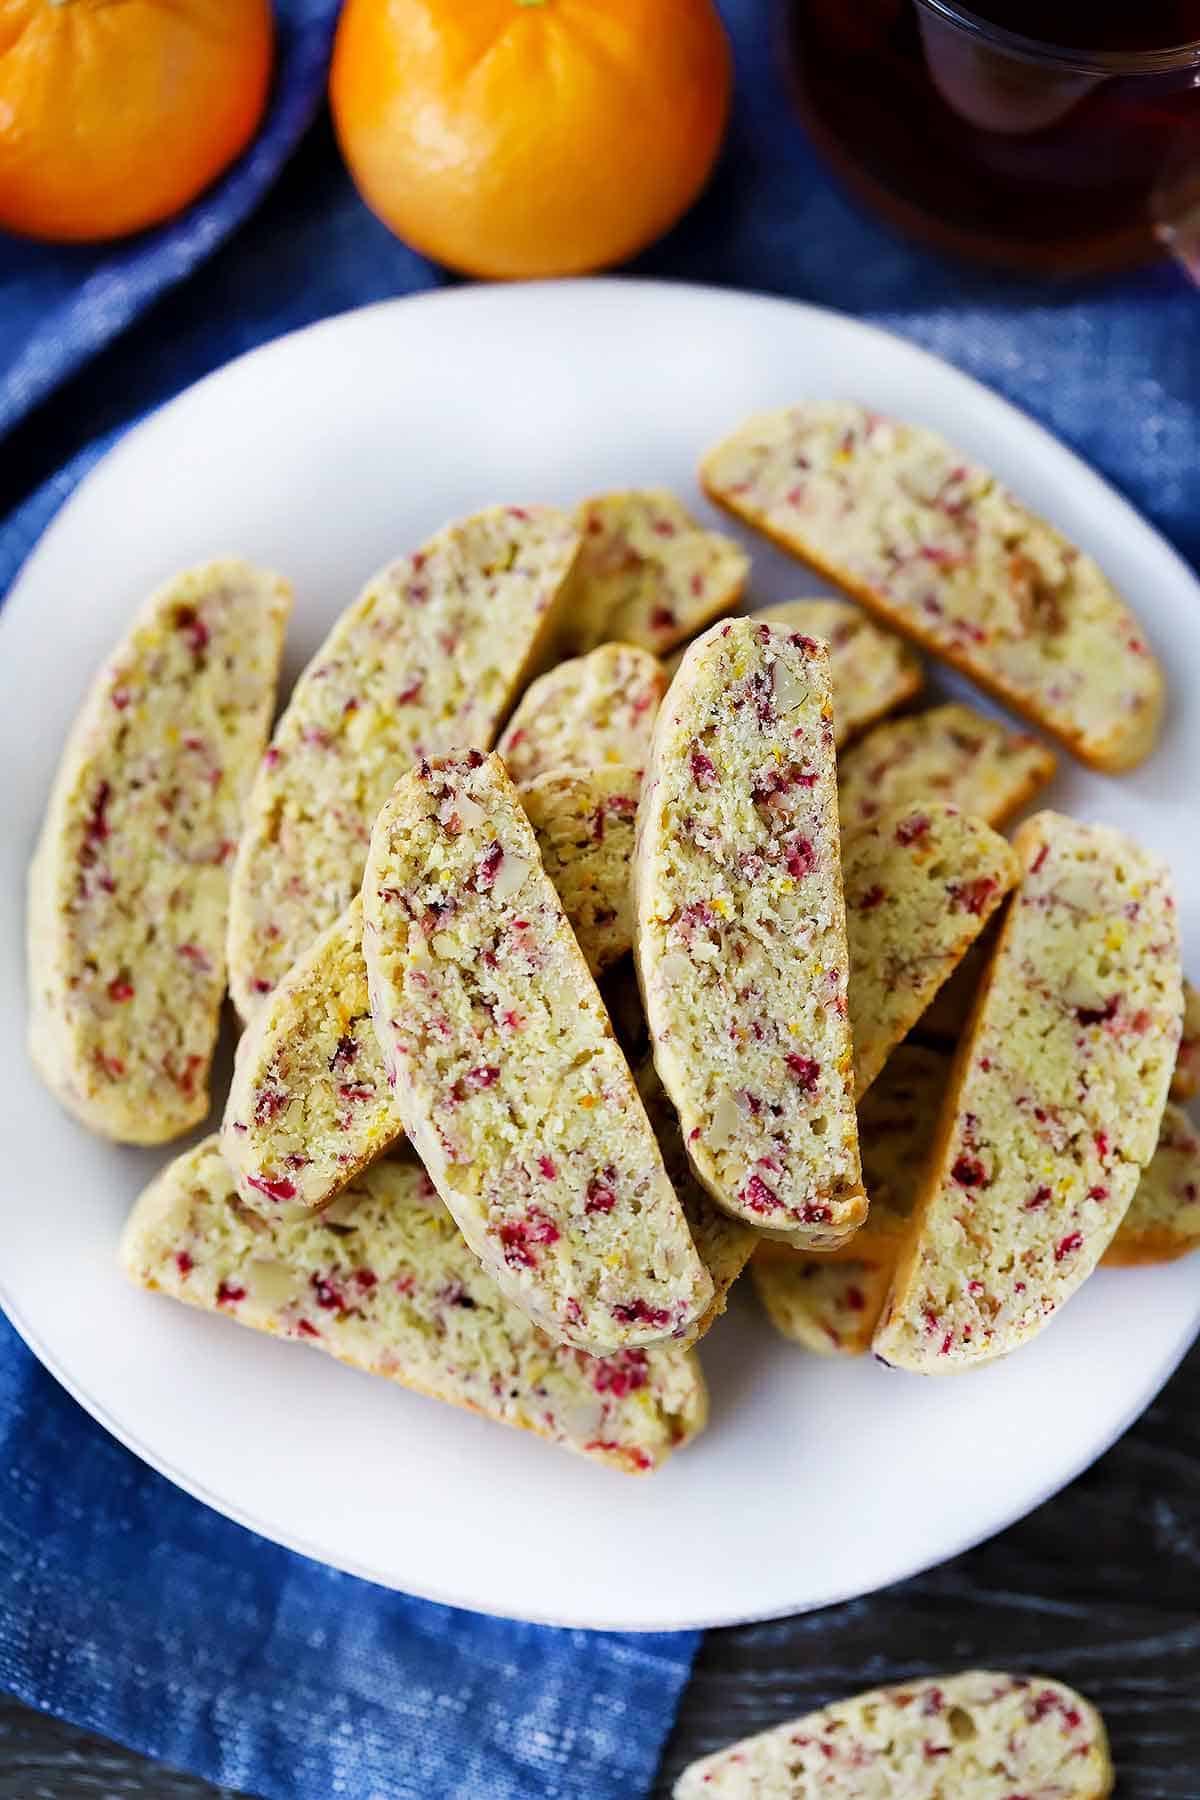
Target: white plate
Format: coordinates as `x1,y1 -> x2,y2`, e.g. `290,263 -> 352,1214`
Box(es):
2,280 -> 1197,1633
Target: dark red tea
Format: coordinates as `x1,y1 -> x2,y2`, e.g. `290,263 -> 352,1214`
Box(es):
786,0 -> 1200,273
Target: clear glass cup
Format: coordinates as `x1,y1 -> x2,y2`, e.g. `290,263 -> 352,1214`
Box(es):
785,0 -> 1200,277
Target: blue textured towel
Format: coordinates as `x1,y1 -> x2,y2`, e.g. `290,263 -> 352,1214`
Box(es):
1,3 -> 1197,1797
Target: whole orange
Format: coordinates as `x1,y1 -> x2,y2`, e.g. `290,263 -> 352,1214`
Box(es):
329,0 -> 732,279
0,0 -> 274,243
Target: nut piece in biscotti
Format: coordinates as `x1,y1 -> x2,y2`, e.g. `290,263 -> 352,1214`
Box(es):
27,561 -> 290,1145
1103,1104 -> 1200,1268
701,402 -> 1163,772
635,616 -> 866,1249
497,643 -> 665,783
752,1254 -> 892,1356
223,767 -> 645,1217
874,811 -> 1182,1373
568,489 -> 750,655
844,803 -> 1018,1097
362,751 -> 713,1353
838,702 -> 1056,835
121,1140 -> 706,1475
755,598 -> 922,745
227,506 -> 580,1019
673,1670 -> 1113,1799
1172,978 -> 1200,1101
519,767 -> 640,975
635,1055 -> 757,1345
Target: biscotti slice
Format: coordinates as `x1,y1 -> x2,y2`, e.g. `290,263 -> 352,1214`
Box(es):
755,598 -> 922,745
362,751 -> 713,1353
752,1254 -> 892,1356
227,505 -> 580,1018
223,767 -> 642,1216
844,802 -> 1018,1097
28,560 -> 290,1144
674,1670 -> 1112,1798
1104,1103 -> 1200,1267
838,702 -> 1056,835
874,811 -> 1182,1373
568,489 -> 750,654
701,402 -> 1163,772
121,1140 -> 706,1475
1172,978 -> 1200,1101
635,616 -> 865,1249
636,1056 -> 757,1344
497,643 -> 665,782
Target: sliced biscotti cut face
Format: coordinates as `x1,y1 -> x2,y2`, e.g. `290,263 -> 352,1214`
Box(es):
674,1670 -> 1113,1798
362,751 -> 713,1353
752,1254 -> 892,1356
701,402 -> 1163,772
224,768 -> 642,1217
497,643 -> 665,782
838,702 -> 1056,835
519,767 -> 639,975
1172,978 -> 1200,1101
121,1140 -> 706,1475
568,489 -> 749,655
1104,1104 -> 1200,1267
227,505 -> 580,1019
844,802 -> 1018,1097
754,598 -> 922,745
874,811 -> 1183,1373
635,1056 -> 757,1345
635,616 -> 865,1250
28,560 -> 290,1145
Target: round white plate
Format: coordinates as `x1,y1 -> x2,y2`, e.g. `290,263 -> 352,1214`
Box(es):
2,280 -> 1197,1633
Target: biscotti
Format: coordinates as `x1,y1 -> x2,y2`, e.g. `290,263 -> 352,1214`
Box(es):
754,598 -> 922,745
752,1253 -> 892,1356
121,1140 -> 707,1475
568,489 -> 749,655
497,643 -> 665,782
1104,1103 -> 1200,1267
362,751 -> 713,1352
843,803 -> 1018,1097
1172,978 -> 1200,1101
874,811 -> 1182,1372
838,702 -> 1056,835
635,616 -> 865,1250
28,560 -> 290,1144
674,1670 -> 1112,1798
701,402 -> 1163,772
227,506 -> 580,1017
223,767 -> 642,1216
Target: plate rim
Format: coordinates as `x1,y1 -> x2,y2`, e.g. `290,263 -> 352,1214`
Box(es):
2,275 -> 1197,1632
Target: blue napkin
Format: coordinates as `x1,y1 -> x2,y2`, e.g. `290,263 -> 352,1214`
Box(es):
1,4 -> 1197,1798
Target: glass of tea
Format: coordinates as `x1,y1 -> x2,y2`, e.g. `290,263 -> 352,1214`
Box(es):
786,1 -> 1200,276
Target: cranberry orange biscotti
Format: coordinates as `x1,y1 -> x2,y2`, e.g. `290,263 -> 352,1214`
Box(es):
28,561 -> 290,1144
674,1671 -> 1112,1798
873,811 -> 1182,1373
121,1140 -> 706,1475
752,1255 -> 893,1357
222,767 -> 642,1214
843,803 -> 1018,1097
362,751 -> 713,1353
1172,977 -> 1200,1101
227,506 -> 580,1018
754,599 -> 922,745
496,643 -> 665,783
838,702 -> 1056,835
1103,1103 -> 1200,1267
635,616 -> 866,1249
701,403 -> 1163,772
568,489 -> 749,655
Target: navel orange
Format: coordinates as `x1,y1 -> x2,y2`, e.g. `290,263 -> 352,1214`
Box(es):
329,0 -> 732,279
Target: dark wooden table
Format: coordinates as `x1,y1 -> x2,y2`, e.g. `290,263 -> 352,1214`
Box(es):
3,1342 -> 1196,1798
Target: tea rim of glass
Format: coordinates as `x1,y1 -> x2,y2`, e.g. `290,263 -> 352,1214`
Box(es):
916,0 -> 1200,75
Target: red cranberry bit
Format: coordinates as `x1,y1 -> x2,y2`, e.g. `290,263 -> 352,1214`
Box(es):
245,1174 -> 297,1203
857,884 -> 886,911
585,1441 -> 654,1472
585,1174 -> 617,1213
1087,1184 -> 1109,1201
952,1154 -> 987,1188
895,812 -> 930,846
311,1274 -> 346,1311
500,1208 -> 560,1268
175,1251 -> 194,1277
476,841 -> 504,888
295,1319 -> 320,1339
1076,995 -> 1120,1027
950,876 -> 998,915
216,1281 -> 245,1306
177,943 -> 212,973
845,1286 -> 866,1312
263,747 -> 281,769
1030,842 -> 1050,874
337,1084 -> 376,1103
592,1350 -> 649,1397
174,1054 -> 204,1098
923,1742 -> 952,1760
111,687 -> 131,711
465,1065 -> 500,1089
801,1204 -> 833,1224
253,1087 -> 286,1126
689,746 -> 717,788
747,667 -> 775,726
1055,1232 -> 1084,1262
940,1331 -> 954,1355
330,1035 -> 357,1071
785,1053 -> 820,1091
107,978 -> 134,1003
785,837 -> 815,880
610,1297 -> 672,1328
1095,1131 -> 1111,1160
537,1155 -> 557,1180
967,1280 -> 985,1298
1024,1185 -> 1051,1211
741,1173 -> 780,1214
85,781 -> 112,846
175,606 -> 209,655
252,978 -> 272,995
649,606 -> 675,630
